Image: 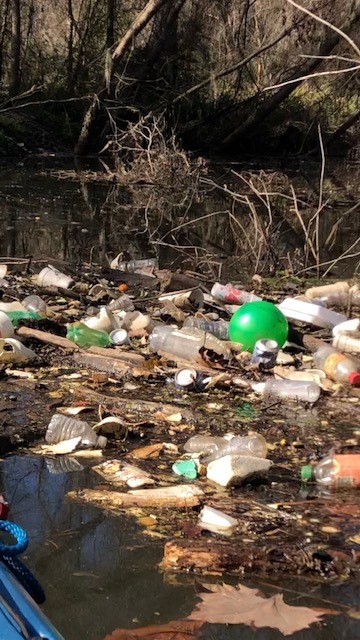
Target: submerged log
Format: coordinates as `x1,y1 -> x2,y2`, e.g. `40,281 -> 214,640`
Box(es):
67,485 -> 203,509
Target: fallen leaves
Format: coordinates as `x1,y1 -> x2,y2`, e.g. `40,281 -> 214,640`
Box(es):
187,582 -> 338,636
102,620 -> 203,640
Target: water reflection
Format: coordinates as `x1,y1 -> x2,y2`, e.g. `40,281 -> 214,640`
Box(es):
0,157 -> 359,278
0,455 -> 359,639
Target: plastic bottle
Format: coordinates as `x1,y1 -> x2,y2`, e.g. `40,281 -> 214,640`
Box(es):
305,281 -> 360,307
313,344 -> 360,385
110,256 -> 159,273
66,322 -> 111,348
211,282 -> 262,305
257,379 -> 321,403
302,453 -> 360,488
184,435 -> 230,455
45,414 -> 107,448
5,311 -> 42,326
205,434 -> 268,463
183,317 -> 229,340
149,325 -> 231,361
106,294 -> 135,312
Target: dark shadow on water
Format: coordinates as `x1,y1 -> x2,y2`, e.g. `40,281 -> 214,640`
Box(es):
0,455 -> 359,639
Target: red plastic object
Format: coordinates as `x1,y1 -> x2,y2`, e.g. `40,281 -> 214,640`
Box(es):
0,496 -> 9,519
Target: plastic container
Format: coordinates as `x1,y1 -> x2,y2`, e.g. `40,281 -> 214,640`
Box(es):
66,322 -> 111,348
254,379 -> 321,403
107,294 -> 135,312
207,454 -> 272,487
0,338 -> 36,363
149,325 -> 231,361
305,280 -> 350,301
82,307 -> 115,333
313,344 -> 360,385
333,334 -> 360,354
37,265 -> 74,289
184,434 -> 227,455
229,301 -> 288,352
302,453 -> 360,488
183,317 -> 229,340
45,414 -> 107,448
0,311 -> 14,338
22,295 -> 47,314
250,338 -> 279,369
211,282 -> 262,305
332,318 -> 360,337
204,433 -> 268,463
158,288 -> 204,309
277,298 -> 346,328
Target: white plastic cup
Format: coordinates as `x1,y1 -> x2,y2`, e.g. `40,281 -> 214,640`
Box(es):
0,311 -> 14,338
0,338 -> 36,363
37,266 -> 74,289
22,295 -> 47,314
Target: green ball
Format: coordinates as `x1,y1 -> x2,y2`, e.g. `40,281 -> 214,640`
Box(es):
229,301 -> 288,351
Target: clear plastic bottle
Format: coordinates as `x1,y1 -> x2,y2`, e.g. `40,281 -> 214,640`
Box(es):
260,379 -> 321,403
66,322 -> 111,348
211,282 -> 262,305
183,433 -> 267,461
302,453 -> 360,488
45,414 -> 107,448
305,281 -> 360,307
106,294 -> 135,313
313,344 -> 360,385
112,257 -> 159,273
183,317 -> 229,340
149,325 -> 231,360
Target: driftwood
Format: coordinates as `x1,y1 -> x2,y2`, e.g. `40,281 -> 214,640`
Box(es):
16,326 -> 77,350
74,385 -> 195,421
67,485 -> 203,509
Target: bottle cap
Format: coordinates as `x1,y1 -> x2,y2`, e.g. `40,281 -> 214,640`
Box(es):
96,435 -> 108,448
301,465 -> 314,482
348,372 -> 360,386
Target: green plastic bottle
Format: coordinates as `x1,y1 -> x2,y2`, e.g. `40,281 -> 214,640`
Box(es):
66,322 -> 111,348
5,311 -> 42,326
229,301 -> 288,352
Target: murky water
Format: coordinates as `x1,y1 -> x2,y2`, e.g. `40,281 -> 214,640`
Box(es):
0,454 -> 360,639
0,158 -> 359,639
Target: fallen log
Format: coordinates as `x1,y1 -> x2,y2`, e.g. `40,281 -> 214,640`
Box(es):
67,484 -> 204,509
16,326 -> 77,350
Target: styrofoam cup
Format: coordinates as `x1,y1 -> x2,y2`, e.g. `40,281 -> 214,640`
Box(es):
0,311 -> 14,338
37,266 -> 74,289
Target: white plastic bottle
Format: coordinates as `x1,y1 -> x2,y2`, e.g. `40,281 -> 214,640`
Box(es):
45,414 -> 107,448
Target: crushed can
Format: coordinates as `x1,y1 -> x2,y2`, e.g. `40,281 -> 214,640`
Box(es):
174,368 -> 212,392
250,338 -> 279,369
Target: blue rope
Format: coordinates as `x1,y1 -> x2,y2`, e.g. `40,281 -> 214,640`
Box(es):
0,520 -> 45,604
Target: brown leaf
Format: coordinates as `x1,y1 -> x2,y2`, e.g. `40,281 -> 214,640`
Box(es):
188,582 -> 336,636
102,619 -> 203,640
130,443 -> 163,459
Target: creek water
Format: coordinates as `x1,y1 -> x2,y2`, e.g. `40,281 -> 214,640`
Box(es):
0,158 -> 359,639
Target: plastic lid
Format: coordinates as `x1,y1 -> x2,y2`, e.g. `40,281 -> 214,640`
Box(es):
301,465 -> 314,482
348,372 -> 360,386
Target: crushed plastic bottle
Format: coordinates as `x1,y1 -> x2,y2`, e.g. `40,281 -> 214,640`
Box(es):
313,344 -> 360,385
66,322 -> 111,348
302,453 -> 360,488
184,432 -> 267,462
149,325 -> 231,361
45,414 -> 107,448
5,311 -> 42,326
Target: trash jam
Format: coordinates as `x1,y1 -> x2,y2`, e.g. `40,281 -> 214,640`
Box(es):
0,257 -> 360,582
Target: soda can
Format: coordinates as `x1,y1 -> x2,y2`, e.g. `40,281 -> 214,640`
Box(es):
174,368 -> 212,392
251,339 -> 279,369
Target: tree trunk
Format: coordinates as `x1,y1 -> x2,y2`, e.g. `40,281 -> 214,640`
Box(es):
73,94 -> 99,155
9,0 -> 21,96
221,5 -> 360,147
0,0 -> 10,83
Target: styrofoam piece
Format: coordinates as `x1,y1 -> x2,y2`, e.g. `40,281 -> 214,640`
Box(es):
206,454 -> 272,487
277,298 -> 346,328
332,318 -> 360,337
198,505 -> 238,529
83,307 -> 115,333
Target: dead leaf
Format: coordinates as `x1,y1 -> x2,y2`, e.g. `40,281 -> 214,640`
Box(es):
58,405 -> 93,415
102,619 -> 203,640
130,443 -> 163,459
187,582 -> 336,636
